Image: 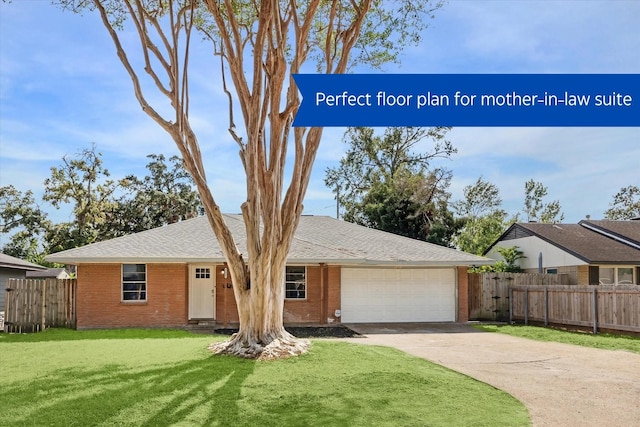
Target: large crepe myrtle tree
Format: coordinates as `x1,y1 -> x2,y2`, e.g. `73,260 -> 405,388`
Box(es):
57,0 -> 443,359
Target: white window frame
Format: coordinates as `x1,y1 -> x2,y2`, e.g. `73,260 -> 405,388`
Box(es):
285,266 -> 307,300
598,266 -> 636,285
122,264 -> 147,301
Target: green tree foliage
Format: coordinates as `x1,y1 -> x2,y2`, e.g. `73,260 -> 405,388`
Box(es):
325,127 -> 458,245
604,185 -> 640,220
43,145 -> 119,252
1,147 -> 202,259
453,211 -> 509,256
112,154 -> 202,236
523,179 -> 564,223
454,178 -> 564,255
0,185 -> 48,235
452,176 -> 503,219
452,177 -> 511,255
469,245 -> 526,273
0,185 -> 51,263
495,246 -> 526,272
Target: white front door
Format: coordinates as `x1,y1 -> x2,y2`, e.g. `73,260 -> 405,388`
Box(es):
189,265 -> 216,319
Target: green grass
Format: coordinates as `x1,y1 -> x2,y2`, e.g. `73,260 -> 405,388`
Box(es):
0,329 -> 530,427
0,327 -> 195,342
474,324 -> 640,354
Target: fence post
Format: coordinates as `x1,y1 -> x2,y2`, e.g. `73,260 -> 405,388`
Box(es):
509,287 -> 513,324
524,287 -> 529,325
592,287 -> 598,334
41,280 -> 47,332
544,286 -> 548,326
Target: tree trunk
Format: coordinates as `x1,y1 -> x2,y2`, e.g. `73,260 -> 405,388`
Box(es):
170,127 -> 311,360
87,0 -> 373,360
208,245 -> 310,360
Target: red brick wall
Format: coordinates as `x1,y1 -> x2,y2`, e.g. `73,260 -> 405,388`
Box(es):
216,265 -> 239,325
77,263 -> 188,329
326,265 -> 342,324
283,266 -> 321,324
457,266 -> 469,323
282,265 -> 342,324
214,264 -> 342,326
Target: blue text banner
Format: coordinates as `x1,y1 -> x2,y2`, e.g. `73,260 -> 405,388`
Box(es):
292,74 -> 640,127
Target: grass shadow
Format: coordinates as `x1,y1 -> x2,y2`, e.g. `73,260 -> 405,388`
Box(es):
0,355 -> 255,426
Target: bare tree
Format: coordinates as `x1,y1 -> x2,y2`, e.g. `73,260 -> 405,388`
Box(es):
58,0 -> 443,359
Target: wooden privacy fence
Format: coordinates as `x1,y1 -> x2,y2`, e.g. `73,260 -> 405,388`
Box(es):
510,285 -> 640,334
469,272 -> 569,321
3,278 -> 77,333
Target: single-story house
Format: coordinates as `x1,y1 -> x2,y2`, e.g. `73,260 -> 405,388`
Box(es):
0,253 -> 47,310
485,219 -> 640,286
46,214 -> 493,329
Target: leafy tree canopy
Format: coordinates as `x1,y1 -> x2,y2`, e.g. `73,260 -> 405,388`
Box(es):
113,154 -> 202,236
325,126 -> 458,244
452,176 -> 502,219
604,185 -> 640,220
522,179 -> 564,223
1,146 -> 201,261
0,185 -> 51,264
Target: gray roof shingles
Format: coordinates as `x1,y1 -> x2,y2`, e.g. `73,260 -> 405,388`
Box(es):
47,214 -> 492,266
0,253 -> 47,271
516,222 -> 640,264
580,220 -> 640,247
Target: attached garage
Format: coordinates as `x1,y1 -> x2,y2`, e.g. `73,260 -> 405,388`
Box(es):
340,267 -> 457,323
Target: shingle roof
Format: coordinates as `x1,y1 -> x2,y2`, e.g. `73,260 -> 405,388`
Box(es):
580,220 -> 640,249
496,222 -> 640,264
0,253 -> 47,271
26,268 -> 70,279
46,214 -> 492,266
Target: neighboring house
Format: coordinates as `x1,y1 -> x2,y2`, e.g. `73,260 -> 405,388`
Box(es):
0,254 -> 47,310
26,268 -> 71,280
485,220 -> 640,286
46,214 -> 492,329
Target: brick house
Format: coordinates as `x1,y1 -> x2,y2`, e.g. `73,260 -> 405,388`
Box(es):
47,215 -> 492,329
485,219 -> 640,286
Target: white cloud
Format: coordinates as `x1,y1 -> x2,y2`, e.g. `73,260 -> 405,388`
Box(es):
1,0 -> 638,229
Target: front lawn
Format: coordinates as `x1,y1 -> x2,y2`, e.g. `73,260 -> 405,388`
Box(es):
0,329 -> 529,427
475,324 -> 640,354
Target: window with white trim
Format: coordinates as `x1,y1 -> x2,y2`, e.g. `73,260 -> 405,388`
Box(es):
122,264 -> 146,301
598,266 -> 636,285
285,266 -> 306,299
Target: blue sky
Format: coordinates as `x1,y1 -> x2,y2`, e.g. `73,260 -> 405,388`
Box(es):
1,0 -> 639,242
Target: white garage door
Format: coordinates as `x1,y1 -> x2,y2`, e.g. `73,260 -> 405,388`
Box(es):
341,268 -> 456,323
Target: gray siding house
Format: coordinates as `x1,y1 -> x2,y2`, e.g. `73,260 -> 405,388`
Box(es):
0,254 -> 47,310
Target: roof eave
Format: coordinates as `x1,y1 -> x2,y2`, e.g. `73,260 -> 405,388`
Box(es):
0,263 -> 48,271
46,256 -> 494,267
340,259 -> 495,267
45,256 -> 226,265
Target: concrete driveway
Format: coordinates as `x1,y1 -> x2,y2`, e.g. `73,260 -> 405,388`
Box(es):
342,323 -> 640,427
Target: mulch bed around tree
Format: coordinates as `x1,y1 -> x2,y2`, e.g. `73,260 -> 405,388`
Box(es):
213,325 -> 361,338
